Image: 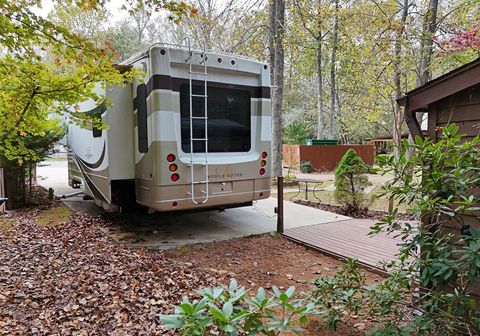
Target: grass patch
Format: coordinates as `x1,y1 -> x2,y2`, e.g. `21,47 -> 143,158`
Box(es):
0,218 -> 14,235
168,245 -> 191,257
36,205 -> 72,228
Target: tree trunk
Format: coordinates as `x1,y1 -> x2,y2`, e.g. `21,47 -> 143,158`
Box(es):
316,7 -> 324,140
328,0 -> 339,140
417,0 -> 439,86
393,0 -> 410,160
268,0 -> 277,84
29,163 -> 32,199
407,0 -> 438,159
271,0 -> 285,177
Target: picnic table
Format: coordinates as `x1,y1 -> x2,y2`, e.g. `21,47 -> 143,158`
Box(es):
291,179 -> 324,200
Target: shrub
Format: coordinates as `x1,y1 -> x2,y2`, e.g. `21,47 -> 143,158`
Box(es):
160,279 -> 318,335
333,149 -> 371,211
300,161 -> 313,173
375,153 -> 393,167
313,124 -> 480,335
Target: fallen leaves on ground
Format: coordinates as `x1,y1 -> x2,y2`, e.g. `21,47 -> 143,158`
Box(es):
0,204 -> 217,335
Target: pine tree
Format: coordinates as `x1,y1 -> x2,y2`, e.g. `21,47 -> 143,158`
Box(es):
334,149 -> 371,212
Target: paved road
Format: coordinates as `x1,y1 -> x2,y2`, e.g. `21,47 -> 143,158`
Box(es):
37,159 -> 77,196
36,159 -> 349,249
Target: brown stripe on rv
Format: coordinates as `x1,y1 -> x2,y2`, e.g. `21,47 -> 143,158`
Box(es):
133,74 -> 270,110
76,142 -> 106,169
74,156 -> 109,203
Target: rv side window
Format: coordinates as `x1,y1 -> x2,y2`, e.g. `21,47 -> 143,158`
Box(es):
137,84 -> 148,153
180,85 -> 251,153
92,127 -> 102,138
88,100 -> 106,138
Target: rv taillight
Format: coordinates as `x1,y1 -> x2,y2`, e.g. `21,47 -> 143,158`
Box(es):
261,152 -> 268,159
169,164 -> 178,172
172,201 -> 178,207
260,160 -> 267,167
171,173 -> 180,182
259,168 -> 265,175
167,154 -> 176,162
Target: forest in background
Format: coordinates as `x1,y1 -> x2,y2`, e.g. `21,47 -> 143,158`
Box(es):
48,0 -> 480,145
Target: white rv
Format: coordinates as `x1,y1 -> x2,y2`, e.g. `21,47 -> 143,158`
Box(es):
67,44 -> 271,212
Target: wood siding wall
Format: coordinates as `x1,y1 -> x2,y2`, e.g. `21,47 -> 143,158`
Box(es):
283,144 -> 375,172
428,83 -> 480,141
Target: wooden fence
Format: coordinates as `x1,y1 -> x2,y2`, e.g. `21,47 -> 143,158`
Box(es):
283,144 -> 375,171
0,168 -> 5,211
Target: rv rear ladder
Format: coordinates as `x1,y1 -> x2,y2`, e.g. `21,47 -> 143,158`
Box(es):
188,51 -> 209,205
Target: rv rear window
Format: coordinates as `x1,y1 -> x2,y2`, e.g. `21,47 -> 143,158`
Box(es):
180,85 -> 251,153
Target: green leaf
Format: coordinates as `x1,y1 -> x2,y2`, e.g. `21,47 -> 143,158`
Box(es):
159,315 -> 184,329
299,315 -> 308,325
210,306 -> 227,322
285,286 -> 295,298
180,303 -> 195,315
223,301 -> 233,317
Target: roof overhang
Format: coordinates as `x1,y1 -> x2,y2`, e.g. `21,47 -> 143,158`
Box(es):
397,58 -> 480,138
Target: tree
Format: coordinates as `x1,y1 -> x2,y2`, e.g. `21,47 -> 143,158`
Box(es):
48,2 -> 109,40
327,0 -> 339,140
417,0 -> 439,86
333,149 -> 371,212
392,0 -> 411,160
270,0 -> 285,177
103,19 -> 147,61
284,119 -> 309,144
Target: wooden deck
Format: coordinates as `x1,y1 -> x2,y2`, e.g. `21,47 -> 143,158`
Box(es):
283,219 -> 403,272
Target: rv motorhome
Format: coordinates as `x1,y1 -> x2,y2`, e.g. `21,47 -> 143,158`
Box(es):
67,44 -> 271,212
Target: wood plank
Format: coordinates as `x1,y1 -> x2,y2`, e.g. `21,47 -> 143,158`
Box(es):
283,219 -> 407,270
285,231 -> 396,263
287,220 -> 403,245
285,231 -> 396,262
437,103 -> 480,123
286,226 -> 399,257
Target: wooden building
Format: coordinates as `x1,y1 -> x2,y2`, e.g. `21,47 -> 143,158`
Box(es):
398,58 -> 480,141
398,57 -> 480,301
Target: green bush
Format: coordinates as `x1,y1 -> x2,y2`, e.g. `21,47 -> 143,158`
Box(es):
314,124 -> 480,335
300,161 -> 313,173
160,279 -> 318,335
333,149 -> 371,211
375,154 -> 393,167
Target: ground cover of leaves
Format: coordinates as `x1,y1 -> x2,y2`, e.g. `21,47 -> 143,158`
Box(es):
1,201 -> 383,335
0,204 -> 217,335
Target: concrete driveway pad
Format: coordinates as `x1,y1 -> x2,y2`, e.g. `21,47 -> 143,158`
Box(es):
37,159 -> 349,249
98,198 -> 349,249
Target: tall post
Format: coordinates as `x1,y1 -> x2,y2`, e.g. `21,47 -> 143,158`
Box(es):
277,176 -> 284,233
